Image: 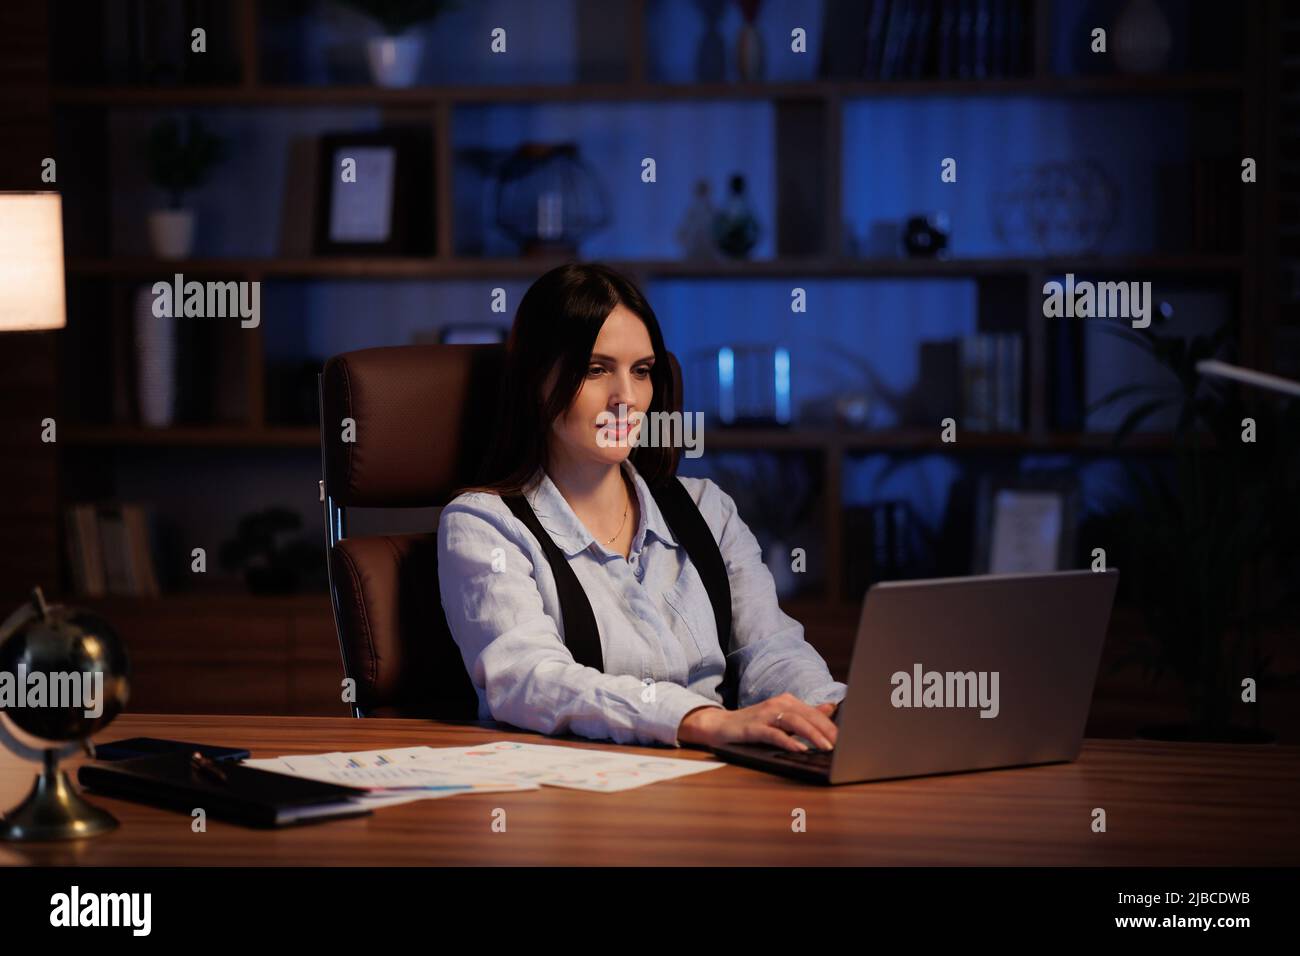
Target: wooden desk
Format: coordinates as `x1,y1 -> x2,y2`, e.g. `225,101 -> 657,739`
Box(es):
1,713 -> 1297,866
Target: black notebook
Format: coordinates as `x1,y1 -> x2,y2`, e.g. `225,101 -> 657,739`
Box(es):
78,752 -> 373,828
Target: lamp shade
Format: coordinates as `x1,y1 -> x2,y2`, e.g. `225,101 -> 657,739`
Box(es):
0,192 -> 67,332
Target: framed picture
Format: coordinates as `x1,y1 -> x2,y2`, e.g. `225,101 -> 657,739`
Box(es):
973,474 -> 1079,575
314,129 -> 433,256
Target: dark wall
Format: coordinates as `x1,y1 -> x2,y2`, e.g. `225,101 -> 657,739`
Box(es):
0,1 -> 60,607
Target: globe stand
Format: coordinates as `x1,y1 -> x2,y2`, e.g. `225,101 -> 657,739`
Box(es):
0,585 -> 128,841
0,747 -> 117,841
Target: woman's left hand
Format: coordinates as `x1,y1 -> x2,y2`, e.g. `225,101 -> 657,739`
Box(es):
815,701 -> 839,721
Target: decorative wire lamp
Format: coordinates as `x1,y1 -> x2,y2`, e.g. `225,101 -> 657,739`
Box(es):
991,160 -> 1119,256
494,142 -> 610,256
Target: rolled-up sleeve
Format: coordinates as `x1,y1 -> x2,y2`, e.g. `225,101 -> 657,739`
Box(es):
437,497 -> 723,747
705,481 -> 848,709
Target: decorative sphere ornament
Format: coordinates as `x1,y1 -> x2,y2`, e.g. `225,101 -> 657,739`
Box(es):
0,587 -> 130,840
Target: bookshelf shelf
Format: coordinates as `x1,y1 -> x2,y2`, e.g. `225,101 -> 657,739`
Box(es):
60,424 -> 1182,454
48,73 -> 1246,107
62,425 -> 321,448
66,254 -> 1246,280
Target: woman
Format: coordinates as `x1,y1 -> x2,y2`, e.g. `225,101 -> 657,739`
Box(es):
437,262 -> 844,752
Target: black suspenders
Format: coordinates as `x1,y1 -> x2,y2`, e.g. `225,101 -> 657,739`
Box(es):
501,492 -> 604,680
650,477 -> 738,710
503,476 -> 740,710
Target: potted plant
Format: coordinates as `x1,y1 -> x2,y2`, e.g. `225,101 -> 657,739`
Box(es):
1091,324 -> 1300,742
219,508 -> 325,595
143,115 -> 225,259
334,0 -> 460,88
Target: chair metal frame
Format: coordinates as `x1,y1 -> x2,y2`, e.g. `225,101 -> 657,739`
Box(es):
317,372 -> 364,718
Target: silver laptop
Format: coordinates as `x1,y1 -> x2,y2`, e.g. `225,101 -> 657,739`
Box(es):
709,569 -> 1119,785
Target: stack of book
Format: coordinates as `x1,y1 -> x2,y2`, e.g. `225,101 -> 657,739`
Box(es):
64,503 -> 161,597
823,0 -> 1029,81
960,333 -> 1023,432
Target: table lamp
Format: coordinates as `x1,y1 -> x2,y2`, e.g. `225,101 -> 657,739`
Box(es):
0,191 -> 67,333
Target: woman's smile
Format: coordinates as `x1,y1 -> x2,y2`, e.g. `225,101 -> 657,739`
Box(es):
596,412 -> 638,440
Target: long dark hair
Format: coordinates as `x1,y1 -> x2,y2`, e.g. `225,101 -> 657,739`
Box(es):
454,262 -> 679,498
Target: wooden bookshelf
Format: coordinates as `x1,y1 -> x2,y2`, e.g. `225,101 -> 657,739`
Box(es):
0,0 -> 1274,723
73,588 -> 345,716
29,0 -> 1280,720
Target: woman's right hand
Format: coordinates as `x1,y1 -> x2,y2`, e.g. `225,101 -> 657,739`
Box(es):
678,693 -> 839,751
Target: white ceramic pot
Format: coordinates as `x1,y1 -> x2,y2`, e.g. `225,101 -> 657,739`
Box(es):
133,284 -> 176,428
148,209 -> 194,260
367,35 -> 424,88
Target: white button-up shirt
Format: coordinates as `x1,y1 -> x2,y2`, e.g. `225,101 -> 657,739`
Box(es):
437,457 -> 847,747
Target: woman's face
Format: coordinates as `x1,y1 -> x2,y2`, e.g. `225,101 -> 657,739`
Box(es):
548,304 -> 655,469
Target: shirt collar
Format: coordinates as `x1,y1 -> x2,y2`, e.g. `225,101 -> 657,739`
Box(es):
526,458 -> 680,558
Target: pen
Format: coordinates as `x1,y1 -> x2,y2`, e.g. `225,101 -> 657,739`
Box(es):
190,751 -> 229,785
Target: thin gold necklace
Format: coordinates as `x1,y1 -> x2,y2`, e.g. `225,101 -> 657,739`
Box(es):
602,474 -> 632,544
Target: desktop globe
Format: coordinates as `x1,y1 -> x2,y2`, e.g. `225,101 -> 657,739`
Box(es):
0,586 -> 130,840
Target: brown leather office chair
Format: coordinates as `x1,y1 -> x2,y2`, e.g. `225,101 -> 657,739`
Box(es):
318,343 -> 686,719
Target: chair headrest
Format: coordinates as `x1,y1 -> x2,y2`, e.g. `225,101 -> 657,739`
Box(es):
321,343 -> 683,508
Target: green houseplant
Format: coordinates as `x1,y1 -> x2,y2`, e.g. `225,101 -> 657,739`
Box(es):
334,0 -> 460,87
143,115 -> 226,259
1091,324 -> 1300,742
